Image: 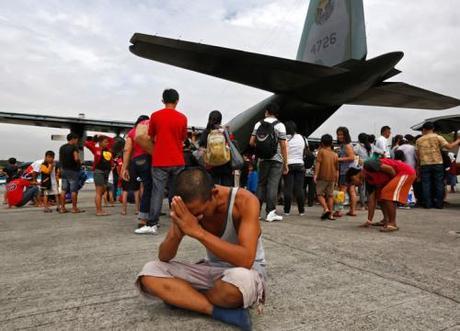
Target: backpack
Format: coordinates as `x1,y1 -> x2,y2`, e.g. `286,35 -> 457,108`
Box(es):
302,137 -> 315,169
255,120 -> 279,159
204,129 -> 231,167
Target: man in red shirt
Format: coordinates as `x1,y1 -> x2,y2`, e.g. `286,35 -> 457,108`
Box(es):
347,158 -> 416,232
6,175 -> 39,208
136,89 -> 187,234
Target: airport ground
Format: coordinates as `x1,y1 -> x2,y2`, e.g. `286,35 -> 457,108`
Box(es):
1,188 -> 459,330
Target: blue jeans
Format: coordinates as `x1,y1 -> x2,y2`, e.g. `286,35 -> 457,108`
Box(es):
131,155 -> 152,221
257,160 -> 283,213
149,166 -> 183,226
420,164 -> 444,208
17,186 -> 39,207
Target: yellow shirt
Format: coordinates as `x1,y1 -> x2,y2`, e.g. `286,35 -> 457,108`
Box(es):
40,164 -> 52,174
415,133 -> 448,166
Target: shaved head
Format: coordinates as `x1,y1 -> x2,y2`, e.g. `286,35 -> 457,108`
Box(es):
174,168 -> 214,203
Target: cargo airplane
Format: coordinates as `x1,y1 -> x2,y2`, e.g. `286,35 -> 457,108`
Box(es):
129,0 -> 460,150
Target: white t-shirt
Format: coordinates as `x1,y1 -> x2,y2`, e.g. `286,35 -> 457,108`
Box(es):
397,144 -> 417,170
287,134 -> 307,165
375,136 -> 390,158
252,117 -> 287,163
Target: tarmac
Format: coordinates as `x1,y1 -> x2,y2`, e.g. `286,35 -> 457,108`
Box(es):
1,188 -> 459,331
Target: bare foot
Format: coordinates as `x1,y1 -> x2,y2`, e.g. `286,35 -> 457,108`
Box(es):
96,211 -> 110,217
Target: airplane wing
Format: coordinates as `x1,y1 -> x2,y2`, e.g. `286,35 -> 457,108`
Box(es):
129,33 -> 347,93
0,112 -> 134,134
411,114 -> 460,132
348,82 -> 460,110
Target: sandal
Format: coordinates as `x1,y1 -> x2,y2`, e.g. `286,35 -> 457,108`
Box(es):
333,211 -> 343,218
380,225 -> 399,232
96,212 -> 110,217
59,208 -> 69,214
71,209 -> 85,214
321,211 -> 331,220
371,220 -> 386,227
346,212 -> 357,217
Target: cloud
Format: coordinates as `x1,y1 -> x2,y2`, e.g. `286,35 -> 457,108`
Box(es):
0,0 -> 459,160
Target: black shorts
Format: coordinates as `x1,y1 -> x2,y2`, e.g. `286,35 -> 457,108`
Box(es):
121,165 -> 141,191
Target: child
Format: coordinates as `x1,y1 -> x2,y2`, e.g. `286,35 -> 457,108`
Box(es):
117,156 -> 140,216
40,151 -> 56,212
346,158 -> 416,232
85,135 -> 114,216
314,134 -> 339,220
246,162 -> 258,194
333,189 -> 345,216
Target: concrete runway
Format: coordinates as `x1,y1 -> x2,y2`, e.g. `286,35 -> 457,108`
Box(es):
1,190 -> 459,330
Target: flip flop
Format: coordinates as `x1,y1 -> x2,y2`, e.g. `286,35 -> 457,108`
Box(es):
96,212 -> 110,217
121,211 -> 127,216
333,211 -> 343,218
380,225 -> 399,232
71,209 -> 86,214
371,220 -> 386,227
359,220 -> 372,228
321,211 -> 331,220
59,208 -> 69,214
346,212 -> 357,217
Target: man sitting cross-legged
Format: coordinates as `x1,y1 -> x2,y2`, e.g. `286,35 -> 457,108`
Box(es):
136,167 -> 267,331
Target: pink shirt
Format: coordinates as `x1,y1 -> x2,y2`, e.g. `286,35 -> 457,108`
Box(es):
127,120 -> 149,159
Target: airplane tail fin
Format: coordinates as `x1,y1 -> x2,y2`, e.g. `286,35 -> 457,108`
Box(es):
296,0 -> 367,66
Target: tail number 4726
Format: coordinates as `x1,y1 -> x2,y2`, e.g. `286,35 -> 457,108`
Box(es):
310,33 -> 337,55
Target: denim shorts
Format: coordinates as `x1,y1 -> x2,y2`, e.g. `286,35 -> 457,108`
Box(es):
61,169 -> 80,193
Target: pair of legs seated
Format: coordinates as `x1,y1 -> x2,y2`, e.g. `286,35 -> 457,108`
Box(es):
137,261 -> 266,330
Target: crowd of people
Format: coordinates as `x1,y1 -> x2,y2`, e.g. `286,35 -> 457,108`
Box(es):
1,90 -> 459,234
1,88 -> 459,330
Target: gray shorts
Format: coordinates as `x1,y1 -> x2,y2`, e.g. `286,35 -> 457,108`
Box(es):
94,169 -> 109,187
136,260 -> 266,308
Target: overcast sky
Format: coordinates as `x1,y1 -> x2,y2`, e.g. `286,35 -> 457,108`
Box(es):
0,0 -> 459,161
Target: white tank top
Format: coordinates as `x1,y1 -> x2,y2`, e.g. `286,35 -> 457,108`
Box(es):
206,188 -> 267,277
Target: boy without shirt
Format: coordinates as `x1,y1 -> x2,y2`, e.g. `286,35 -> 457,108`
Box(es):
314,134 -> 339,221
136,168 -> 266,330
